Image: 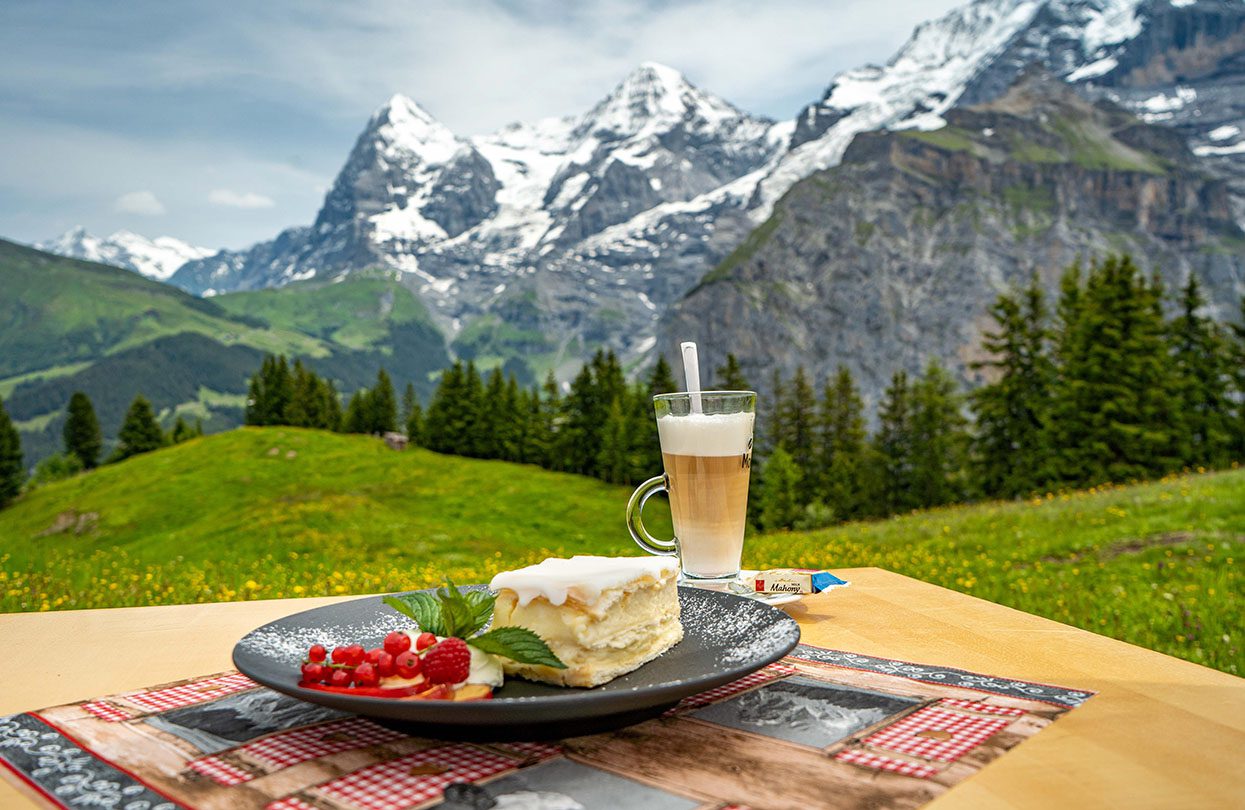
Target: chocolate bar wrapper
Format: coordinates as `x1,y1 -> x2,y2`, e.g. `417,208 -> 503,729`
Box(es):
753,569 -> 849,595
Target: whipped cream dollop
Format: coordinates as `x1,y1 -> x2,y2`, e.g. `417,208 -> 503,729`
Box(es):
489,555 -> 679,607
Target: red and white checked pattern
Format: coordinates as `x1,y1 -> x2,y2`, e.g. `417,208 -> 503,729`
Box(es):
834,749 -> 938,779
189,717 -> 404,785
268,744 -> 516,810
82,700 -> 135,723
863,707 -> 1010,762
672,664 -> 798,712
123,672 -> 258,715
187,755 -> 252,786
938,698 -> 1026,717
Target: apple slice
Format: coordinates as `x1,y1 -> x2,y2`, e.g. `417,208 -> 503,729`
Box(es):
452,684 -> 494,701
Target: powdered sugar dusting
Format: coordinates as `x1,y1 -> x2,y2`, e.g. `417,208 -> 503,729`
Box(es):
238,611 -> 411,665
678,589 -> 801,666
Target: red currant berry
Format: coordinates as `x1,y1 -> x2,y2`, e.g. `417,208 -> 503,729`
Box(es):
376,651 -> 396,678
329,668 -> 352,688
422,637 -> 471,684
365,648 -> 384,665
300,662 -> 324,682
384,631 -> 412,656
353,662 -> 379,687
344,644 -> 365,666
308,644 -> 327,663
395,650 -> 422,679
331,646 -> 350,664
415,632 -> 437,651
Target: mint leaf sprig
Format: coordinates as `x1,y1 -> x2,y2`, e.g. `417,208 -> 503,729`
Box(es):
384,582 -> 566,669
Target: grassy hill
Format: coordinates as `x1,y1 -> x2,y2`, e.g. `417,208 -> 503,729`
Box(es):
0,242 -> 448,465
0,428 -> 1239,675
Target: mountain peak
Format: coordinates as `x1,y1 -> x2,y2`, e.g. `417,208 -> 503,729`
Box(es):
368,93 -> 461,165
580,61 -> 751,139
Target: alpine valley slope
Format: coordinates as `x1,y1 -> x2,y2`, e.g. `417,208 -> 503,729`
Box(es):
0,240 -> 448,466
660,74 -> 1245,409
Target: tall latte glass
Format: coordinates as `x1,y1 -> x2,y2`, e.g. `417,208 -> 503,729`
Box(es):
626,391 -> 755,581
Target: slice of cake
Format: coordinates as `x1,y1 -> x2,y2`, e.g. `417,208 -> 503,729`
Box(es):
488,556 -> 683,687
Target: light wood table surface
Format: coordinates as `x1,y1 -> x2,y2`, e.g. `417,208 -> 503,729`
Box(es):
1,567 -> 1242,808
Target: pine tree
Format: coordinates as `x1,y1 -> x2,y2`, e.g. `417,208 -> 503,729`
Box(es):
648,355 -> 678,397
1047,255 -> 1182,486
970,275 -> 1054,497
170,415 -> 197,444
597,397 -> 631,484
762,368 -> 787,455
501,375 -> 524,462
911,360 -> 970,508
0,397 -> 23,508
819,367 -> 866,520
1169,274 -> 1232,468
758,446 -> 802,531
285,361 -> 315,428
422,363 -> 462,451
868,370 -> 916,516
115,395 -> 164,460
401,383 -> 418,431
245,354 -> 293,426
342,390 -> 369,435
406,396 -> 424,446
322,381 -> 343,432
370,368 -> 398,435
477,367 -> 507,459
532,373 -> 562,468
560,363 -> 599,475
63,391 -> 103,469
1231,297 -> 1245,459
780,367 -> 818,504
715,353 -> 751,391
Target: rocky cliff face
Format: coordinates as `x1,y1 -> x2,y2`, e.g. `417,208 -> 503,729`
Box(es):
660,76 -> 1245,411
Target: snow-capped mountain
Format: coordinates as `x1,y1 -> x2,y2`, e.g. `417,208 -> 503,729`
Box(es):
761,0 -> 1245,210
38,226 -> 214,280
172,63 -> 787,372
169,0 -> 1245,378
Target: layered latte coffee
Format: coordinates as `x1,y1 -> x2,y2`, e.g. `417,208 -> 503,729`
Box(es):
656,410 -> 754,578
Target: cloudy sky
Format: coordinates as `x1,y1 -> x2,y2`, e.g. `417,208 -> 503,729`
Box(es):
1,0 -> 961,250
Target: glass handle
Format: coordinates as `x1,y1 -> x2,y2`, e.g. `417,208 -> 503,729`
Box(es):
626,474 -> 677,557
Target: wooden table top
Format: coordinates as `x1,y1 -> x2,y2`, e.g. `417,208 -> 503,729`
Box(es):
2,567 -> 1242,808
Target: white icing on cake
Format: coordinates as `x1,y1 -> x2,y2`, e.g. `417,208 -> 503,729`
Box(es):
656,411 -> 754,457
489,555 -> 678,607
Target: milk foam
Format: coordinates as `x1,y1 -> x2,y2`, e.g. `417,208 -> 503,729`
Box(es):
489,555 -> 678,607
656,411 -> 754,457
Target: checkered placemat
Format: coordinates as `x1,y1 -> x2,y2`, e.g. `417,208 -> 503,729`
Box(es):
85,672 -> 257,721
269,744 -> 517,810
863,706 -> 1012,762
667,663 -> 798,713
834,749 -> 939,779
937,698 -> 1026,717
189,717 -> 406,785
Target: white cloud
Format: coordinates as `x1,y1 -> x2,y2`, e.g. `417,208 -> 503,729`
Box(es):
209,189 -> 276,209
113,190 -> 166,216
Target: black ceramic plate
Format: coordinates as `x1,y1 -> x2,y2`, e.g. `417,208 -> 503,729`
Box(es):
233,586 -> 801,739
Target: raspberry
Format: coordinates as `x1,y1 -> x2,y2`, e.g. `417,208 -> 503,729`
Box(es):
422,637 -> 471,684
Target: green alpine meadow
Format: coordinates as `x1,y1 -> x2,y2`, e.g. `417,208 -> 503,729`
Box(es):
0,426 -> 1239,676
